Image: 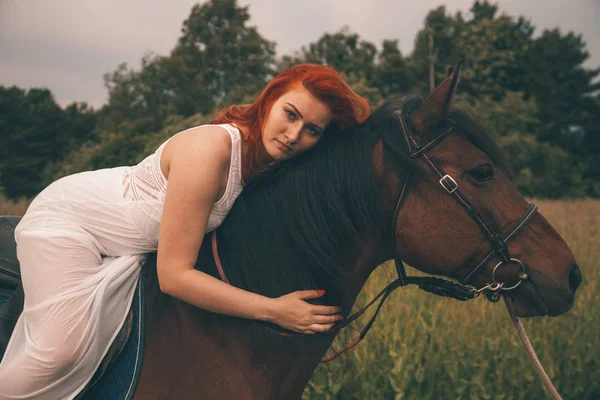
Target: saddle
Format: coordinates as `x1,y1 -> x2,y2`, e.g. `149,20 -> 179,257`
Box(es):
0,216 -> 146,400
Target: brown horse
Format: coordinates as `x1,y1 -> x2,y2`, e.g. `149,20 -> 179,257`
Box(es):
132,68 -> 580,399
0,67 -> 581,399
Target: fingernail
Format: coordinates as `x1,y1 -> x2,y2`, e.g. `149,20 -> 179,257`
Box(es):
317,289 -> 326,295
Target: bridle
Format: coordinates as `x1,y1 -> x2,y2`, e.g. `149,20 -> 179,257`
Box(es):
319,113 -> 539,361
210,112 -> 540,361
346,112 -> 563,398
391,112 -> 538,298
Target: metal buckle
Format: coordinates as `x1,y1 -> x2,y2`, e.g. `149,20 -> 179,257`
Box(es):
439,175 -> 458,194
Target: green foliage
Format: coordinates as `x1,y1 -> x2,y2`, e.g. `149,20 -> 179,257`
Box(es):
42,113 -> 213,185
279,26 -> 385,104
101,0 -> 276,134
0,86 -> 97,198
456,91 -> 540,137
175,0 -> 276,108
524,29 -> 600,147
282,26 -> 378,83
454,7 -> 534,100
373,40 -> 414,98
407,1 -> 598,197
500,134 -> 588,198
2,0 -> 599,199
410,5 -> 460,93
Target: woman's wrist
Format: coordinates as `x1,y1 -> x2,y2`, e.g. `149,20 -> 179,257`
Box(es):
258,297 -> 278,323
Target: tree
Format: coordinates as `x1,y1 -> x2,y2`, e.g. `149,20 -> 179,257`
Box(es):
524,29 -> 600,147
278,27 -> 384,104
522,29 -> 600,195
409,2 -> 535,100
62,102 -> 98,152
101,0 -> 276,133
0,87 -> 96,198
500,133 -> 587,198
282,26 -> 378,83
174,0 -> 276,109
372,40 -> 414,97
454,4 -> 534,100
456,91 -> 539,138
409,6 -> 460,94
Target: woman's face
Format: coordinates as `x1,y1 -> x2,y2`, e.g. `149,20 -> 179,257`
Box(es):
262,84 -> 333,161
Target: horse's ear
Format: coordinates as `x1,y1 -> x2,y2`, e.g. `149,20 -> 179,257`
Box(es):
410,60 -> 462,134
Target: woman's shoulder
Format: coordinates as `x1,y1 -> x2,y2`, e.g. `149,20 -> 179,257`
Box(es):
175,124 -> 234,145
161,124 -> 235,180
168,125 -> 233,158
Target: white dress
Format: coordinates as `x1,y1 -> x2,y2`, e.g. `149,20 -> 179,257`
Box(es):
0,124 -> 244,400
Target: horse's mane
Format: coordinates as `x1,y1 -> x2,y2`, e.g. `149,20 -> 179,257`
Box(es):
213,95 -> 508,336
215,102 -> 411,303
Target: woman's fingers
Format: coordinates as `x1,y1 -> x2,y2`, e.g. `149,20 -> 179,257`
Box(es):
277,290 -> 343,334
296,289 -> 326,300
306,323 -> 335,333
313,314 -> 343,324
312,305 -> 342,315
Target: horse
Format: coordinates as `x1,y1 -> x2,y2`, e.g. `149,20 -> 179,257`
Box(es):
0,66 -> 581,399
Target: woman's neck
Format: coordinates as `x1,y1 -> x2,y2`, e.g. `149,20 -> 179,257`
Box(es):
238,126 -> 274,185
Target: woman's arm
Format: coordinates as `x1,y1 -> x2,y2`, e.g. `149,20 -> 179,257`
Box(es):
157,126 -> 342,333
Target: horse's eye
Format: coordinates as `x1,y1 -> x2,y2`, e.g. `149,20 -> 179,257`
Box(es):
468,164 -> 494,182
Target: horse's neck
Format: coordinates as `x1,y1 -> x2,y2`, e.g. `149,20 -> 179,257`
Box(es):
136,240 -> 388,399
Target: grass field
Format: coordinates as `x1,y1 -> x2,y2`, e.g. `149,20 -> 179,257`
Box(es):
304,200 -> 600,400
2,198 -> 598,399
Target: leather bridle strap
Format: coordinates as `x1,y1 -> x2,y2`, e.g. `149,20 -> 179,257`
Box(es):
391,177 -> 410,285
212,231 -> 230,284
461,204 -> 537,283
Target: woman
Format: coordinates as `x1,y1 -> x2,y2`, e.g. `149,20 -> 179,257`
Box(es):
0,64 -> 370,399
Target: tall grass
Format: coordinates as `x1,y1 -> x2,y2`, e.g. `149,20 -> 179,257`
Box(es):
304,200 -> 600,400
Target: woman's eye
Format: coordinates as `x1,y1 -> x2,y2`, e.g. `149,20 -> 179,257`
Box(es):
285,110 -> 296,121
305,126 -> 320,136
468,164 -> 494,182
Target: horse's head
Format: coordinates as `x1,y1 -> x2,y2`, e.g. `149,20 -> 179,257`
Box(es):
384,64 -> 581,317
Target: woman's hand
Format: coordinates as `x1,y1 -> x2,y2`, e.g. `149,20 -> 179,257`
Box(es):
268,290 -> 343,334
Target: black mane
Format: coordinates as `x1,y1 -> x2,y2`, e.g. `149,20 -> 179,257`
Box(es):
214,96 -> 508,307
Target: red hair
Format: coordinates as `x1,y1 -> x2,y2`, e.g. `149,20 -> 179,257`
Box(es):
211,64 -> 371,174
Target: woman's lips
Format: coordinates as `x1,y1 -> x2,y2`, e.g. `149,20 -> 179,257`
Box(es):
276,139 -> 293,153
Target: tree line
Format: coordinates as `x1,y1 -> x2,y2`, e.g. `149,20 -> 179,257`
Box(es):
1,0 -> 598,200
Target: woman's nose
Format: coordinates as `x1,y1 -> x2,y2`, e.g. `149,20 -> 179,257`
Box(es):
286,124 -> 302,144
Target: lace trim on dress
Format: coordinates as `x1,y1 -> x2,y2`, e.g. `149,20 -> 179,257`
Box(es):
120,124 -> 244,239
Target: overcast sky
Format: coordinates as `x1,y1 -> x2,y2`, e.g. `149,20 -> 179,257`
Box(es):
1,0 -> 598,108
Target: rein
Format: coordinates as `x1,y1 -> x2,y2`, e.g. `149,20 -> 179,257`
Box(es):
504,297 -> 563,400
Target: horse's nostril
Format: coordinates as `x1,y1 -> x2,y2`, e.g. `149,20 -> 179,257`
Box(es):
569,263 -> 582,291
